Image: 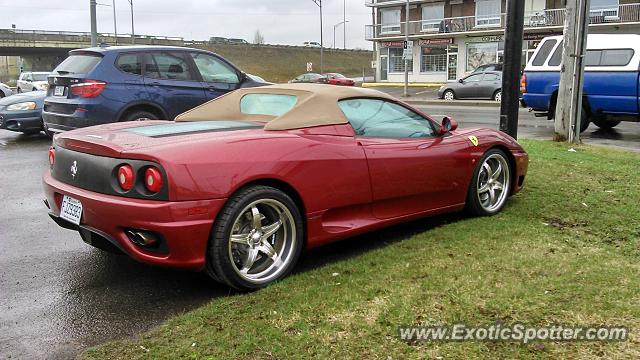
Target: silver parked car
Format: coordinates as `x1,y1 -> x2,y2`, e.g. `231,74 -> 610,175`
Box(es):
438,71 -> 502,102
16,72 -> 50,93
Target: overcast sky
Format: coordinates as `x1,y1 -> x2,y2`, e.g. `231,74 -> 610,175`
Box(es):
0,0 -> 373,49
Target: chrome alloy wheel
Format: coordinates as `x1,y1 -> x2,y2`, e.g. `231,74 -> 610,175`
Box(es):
443,90 -> 455,101
228,199 -> 296,284
476,153 -> 510,213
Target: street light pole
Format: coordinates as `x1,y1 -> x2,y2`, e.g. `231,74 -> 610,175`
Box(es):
343,0 -> 346,50
127,0 -> 134,44
311,0 -> 324,74
333,21 -> 348,49
112,0 -> 117,45
90,0 -> 98,47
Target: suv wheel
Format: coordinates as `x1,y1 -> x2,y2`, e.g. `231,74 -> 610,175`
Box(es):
122,110 -> 159,122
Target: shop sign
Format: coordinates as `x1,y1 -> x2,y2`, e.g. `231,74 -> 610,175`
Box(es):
467,35 -> 504,43
380,41 -> 404,48
419,38 -> 453,46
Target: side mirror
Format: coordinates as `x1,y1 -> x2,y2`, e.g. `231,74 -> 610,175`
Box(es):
439,116 -> 458,135
458,79 -> 463,83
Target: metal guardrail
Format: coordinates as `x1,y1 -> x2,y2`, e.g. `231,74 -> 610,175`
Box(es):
365,3 -> 640,40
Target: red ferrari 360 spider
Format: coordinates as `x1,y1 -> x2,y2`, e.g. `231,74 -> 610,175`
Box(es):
43,84 -> 528,290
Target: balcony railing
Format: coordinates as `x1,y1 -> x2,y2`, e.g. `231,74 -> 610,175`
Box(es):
365,3 -> 640,40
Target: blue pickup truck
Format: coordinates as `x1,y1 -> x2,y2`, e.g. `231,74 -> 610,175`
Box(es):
521,34 -> 640,132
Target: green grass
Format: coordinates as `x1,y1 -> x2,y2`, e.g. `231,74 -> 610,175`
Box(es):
192,44 -> 374,83
84,140 -> 640,359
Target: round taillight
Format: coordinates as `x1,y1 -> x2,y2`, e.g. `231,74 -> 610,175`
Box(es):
48,147 -> 55,168
117,164 -> 135,191
144,167 -> 163,193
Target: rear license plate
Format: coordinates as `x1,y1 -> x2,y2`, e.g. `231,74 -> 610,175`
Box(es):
60,195 -> 83,225
53,86 -> 65,97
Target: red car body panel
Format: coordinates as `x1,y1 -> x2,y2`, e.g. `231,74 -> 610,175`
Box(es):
43,107 -> 528,272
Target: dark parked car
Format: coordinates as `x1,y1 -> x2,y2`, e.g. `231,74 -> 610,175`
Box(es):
471,63 -> 503,74
0,90 -> 46,134
43,45 -> 268,136
289,73 -> 323,83
438,71 -> 502,102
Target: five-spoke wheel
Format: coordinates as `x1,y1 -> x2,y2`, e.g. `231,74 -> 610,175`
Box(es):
206,185 -> 303,291
466,149 -> 512,216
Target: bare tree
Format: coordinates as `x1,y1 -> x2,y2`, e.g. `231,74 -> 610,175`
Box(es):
253,30 -> 265,45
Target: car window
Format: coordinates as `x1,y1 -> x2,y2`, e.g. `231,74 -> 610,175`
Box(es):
600,49 -> 634,66
145,52 -> 195,81
240,94 -> 297,116
339,99 -> 436,138
32,73 -> 48,81
464,74 -> 484,82
190,53 -> 239,83
54,54 -> 102,74
532,39 -> 558,66
484,73 -> 500,81
116,53 -> 142,75
548,40 -> 564,66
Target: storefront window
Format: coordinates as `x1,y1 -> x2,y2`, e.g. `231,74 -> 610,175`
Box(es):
466,42 -> 499,72
421,46 -> 447,73
389,47 -> 412,73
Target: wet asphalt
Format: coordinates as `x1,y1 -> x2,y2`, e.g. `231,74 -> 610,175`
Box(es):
0,106 -> 638,359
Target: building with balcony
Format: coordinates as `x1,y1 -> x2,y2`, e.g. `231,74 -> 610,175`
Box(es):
365,0 -> 640,83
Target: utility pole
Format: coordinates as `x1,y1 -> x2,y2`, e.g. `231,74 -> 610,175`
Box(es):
311,0 -> 324,74
554,0 -> 591,143
499,0 -> 525,139
127,0 -> 135,44
90,0 -> 98,47
112,0 -> 117,45
403,0 -> 409,97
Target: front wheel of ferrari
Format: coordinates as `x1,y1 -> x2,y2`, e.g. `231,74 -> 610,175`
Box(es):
206,185 -> 304,291
466,149 -> 512,216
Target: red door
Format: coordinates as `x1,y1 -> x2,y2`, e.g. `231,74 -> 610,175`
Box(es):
359,134 -> 469,220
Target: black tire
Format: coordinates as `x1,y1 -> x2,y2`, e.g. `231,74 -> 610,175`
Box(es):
0,92 -> 4,98
579,105 -> 590,133
466,149 -> 512,216
443,89 -> 456,101
121,110 -> 158,122
205,185 -> 304,291
493,89 -> 502,102
17,88 -> 21,94
44,127 -> 55,139
591,117 -> 621,130
32,87 -> 37,92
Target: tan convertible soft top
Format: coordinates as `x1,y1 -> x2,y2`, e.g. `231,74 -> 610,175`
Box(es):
175,83 -> 395,130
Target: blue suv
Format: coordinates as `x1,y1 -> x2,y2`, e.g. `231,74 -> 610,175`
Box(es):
43,45 -> 268,136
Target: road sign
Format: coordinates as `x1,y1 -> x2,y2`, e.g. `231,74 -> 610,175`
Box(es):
403,43 -> 413,60
306,62 -> 313,72
371,60 -> 377,69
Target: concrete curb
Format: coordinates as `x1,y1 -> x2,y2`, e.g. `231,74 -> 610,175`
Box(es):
402,99 -> 501,107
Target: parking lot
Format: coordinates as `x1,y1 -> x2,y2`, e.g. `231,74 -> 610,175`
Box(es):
0,101 -> 637,358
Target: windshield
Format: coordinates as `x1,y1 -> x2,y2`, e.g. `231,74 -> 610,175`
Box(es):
54,54 -> 102,74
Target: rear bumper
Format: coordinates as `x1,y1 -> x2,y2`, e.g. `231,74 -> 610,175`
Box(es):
43,170 -> 227,271
0,110 -> 43,132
